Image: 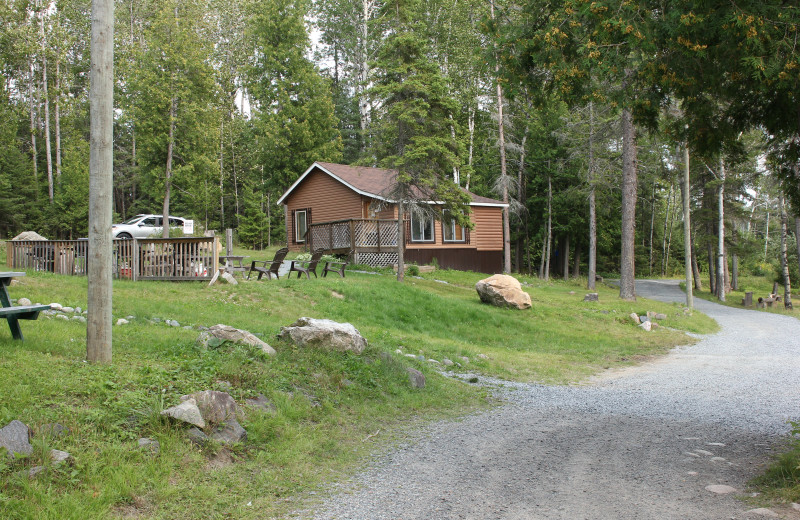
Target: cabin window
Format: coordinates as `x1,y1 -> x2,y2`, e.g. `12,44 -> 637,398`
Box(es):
410,213 -> 435,242
442,212 -> 466,243
295,210 -> 308,243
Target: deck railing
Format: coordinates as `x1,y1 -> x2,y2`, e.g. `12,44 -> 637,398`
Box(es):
308,219 -> 400,267
6,237 -> 219,281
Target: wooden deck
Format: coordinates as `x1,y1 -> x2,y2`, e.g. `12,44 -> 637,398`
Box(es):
7,237 -> 219,281
309,219 -> 400,267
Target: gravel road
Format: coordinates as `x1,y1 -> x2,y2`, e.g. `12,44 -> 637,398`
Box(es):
302,280 -> 800,520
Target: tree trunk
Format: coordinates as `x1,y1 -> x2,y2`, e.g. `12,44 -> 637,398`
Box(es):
41,14 -> 54,203
29,60 -> 38,182
796,217 -> 800,285
162,97 -> 176,238
707,237 -> 716,296
563,235 -> 570,280
465,106 -> 475,191
54,60 -> 62,180
87,0 -> 114,364
397,200 -> 405,282
544,175 -> 552,280
665,185 -> 677,276
731,254 -> 739,291
490,0 -> 511,274
515,128 -> 529,273
780,194 -> 793,309
716,158 -> 725,301
661,181 -> 672,276
230,123 -> 240,227
764,211 -> 770,262
619,106 -> 637,300
681,142 -> 693,307
357,0 -> 372,155
219,120 -> 225,228
691,237 -> 702,291
587,102 -> 597,290
649,183 -> 656,276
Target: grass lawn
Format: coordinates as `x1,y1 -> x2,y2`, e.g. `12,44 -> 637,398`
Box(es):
0,244 -> 717,519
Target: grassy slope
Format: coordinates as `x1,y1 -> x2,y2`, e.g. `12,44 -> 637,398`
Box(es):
0,247 -> 717,519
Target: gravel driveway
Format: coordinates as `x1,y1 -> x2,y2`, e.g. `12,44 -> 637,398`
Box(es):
302,280 -> 800,519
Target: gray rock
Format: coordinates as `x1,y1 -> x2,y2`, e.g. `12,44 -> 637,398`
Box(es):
583,293 -> 599,302
220,272 -> 238,285
183,325 -> 193,330
151,317 -> 162,323
477,354 -> 489,360
210,419 -> 247,445
39,423 -> 70,438
161,398 -> 206,428
416,355 -> 425,361
28,466 -> 46,478
640,315 -> 649,322
49,449 -> 70,464
0,420 -> 33,459
116,318 -> 129,326
12,231 -> 47,241
407,368 -> 426,389
744,508 -> 778,518
460,356 -> 470,364
71,316 -> 86,323
17,297 -> 32,306
639,321 -> 652,332
125,315 -> 135,321
138,438 -> 160,455
245,394 -> 276,413
198,324 -> 276,356
629,312 -> 640,324
442,358 -> 454,366
61,307 -> 74,313
404,353 -> 417,359
55,314 -> 69,321
705,484 -> 736,494
187,427 -> 209,446
215,380 -> 233,391
168,320 -> 180,327
654,313 -> 667,320
278,317 -> 367,354
428,359 -> 441,364
474,274 -> 532,310
189,390 -> 240,426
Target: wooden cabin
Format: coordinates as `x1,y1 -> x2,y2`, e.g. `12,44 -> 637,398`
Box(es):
277,162 -> 507,273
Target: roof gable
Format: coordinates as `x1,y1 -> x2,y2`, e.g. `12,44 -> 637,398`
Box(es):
277,162 -> 507,207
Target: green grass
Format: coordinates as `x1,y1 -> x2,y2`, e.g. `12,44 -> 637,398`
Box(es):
0,253 -> 717,519
751,422 -> 800,505
690,275 -> 797,319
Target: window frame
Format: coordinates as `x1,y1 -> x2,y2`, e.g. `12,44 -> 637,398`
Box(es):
410,212 -> 435,243
295,209 -> 308,243
442,211 -> 466,243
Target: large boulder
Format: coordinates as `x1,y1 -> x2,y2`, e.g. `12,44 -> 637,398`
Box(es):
198,324 -> 276,356
161,398 -> 205,428
0,420 -> 33,460
12,231 -> 47,241
186,390 -> 240,426
278,317 -> 367,354
475,274 -> 531,310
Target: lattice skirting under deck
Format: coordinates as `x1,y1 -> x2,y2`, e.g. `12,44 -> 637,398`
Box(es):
354,251 -> 398,268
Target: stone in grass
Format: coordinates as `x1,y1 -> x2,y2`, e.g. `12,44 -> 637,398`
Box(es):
62,307 -> 74,313
407,368 -> 425,388
50,449 -> 71,464
442,358 -> 454,367
138,438 -> 160,455
55,314 -> 69,321
474,274 -> 531,310
210,419 -> 247,445
198,324 -> 276,356
0,420 -> 33,460
655,313 -> 667,320
161,398 -> 205,428
187,427 -> 209,446
244,394 -> 276,414
278,317 -> 367,354
629,313 -> 641,324
18,297 -> 32,306
116,318 -> 129,326
639,321 -> 652,332
188,390 -> 240,426
583,293 -> 599,302
71,316 -> 86,323
50,303 -> 63,311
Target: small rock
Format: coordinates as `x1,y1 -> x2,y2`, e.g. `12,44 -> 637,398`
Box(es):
569,291 -> 576,295
39,423 -> 70,438
116,318 -> 129,326
639,321 -> 652,332
583,293 -> 599,302
183,325 -> 193,330
138,438 -> 160,455
168,320 -> 180,327
55,314 -> 69,321
186,427 -> 208,446
460,356 -> 470,364
74,307 -> 82,314
331,291 -> 345,300
646,311 -> 656,319
18,297 -> 32,306
654,313 -> 667,320
477,354 -> 489,360
395,349 -> 403,354
710,457 -> 726,462
687,471 -> 698,476
404,353 -> 417,358
600,310 -> 610,314
210,419 -> 247,445
706,442 -> 726,447
428,359 -> 440,364
629,312 -> 640,324
639,315 -> 649,322
475,274 -> 531,310
71,316 -> 86,323
791,503 -> 800,511
49,449 -> 70,465
215,380 -> 233,391
161,398 -> 205,428
50,303 -> 63,311
442,358 -> 454,366
0,420 -> 33,459
416,355 -> 425,361
125,315 -> 135,321
28,466 -> 46,478
152,317 -> 162,323
407,368 -> 426,388
650,322 -> 659,329
220,272 -> 238,285
245,394 -> 276,414
61,307 -> 74,313
198,324 -> 276,356
744,508 -> 779,518
189,390 -> 240,426
705,484 -> 736,494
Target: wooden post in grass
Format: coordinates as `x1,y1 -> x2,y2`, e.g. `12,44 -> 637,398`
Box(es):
87,0 -> 114,363
225,229 -> 233,256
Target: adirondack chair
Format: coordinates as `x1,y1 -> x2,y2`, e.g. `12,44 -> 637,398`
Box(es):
289,248 -> 325,279
248,247 -> 289,281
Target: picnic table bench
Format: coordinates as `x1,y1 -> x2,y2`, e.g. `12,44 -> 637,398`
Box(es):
0,272 -> 50,340
322,260 -> 348,278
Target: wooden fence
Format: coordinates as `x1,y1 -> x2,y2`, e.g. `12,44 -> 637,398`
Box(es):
309,219 -> 400,267
6,237 -> 219,281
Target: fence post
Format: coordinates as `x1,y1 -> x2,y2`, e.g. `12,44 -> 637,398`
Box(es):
132,239 -> 139,281
376,220 -> 381,253
225,229 -> 233,256
213,237 -> 220,277
6,241 -> 12,268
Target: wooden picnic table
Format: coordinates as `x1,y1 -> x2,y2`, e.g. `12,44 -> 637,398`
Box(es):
0,272 -> 50,340
219,255 -> 249,276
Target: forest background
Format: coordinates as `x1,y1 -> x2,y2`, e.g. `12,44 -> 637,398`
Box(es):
0,0 -> 798,292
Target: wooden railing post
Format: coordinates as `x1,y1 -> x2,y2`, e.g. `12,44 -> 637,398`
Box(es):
132,239 -> 139,281
6,241 -> 12,268
376,220 -> 381,253
349,220 -> 356,251
328,224 -> 333,250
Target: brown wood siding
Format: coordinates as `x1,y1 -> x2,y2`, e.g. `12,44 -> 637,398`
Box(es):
404,249 -> 502,274
472,206 -> 504,251
283,168 -> 364,251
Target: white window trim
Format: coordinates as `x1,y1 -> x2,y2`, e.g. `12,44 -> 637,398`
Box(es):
410,213 -> 435,243
295,209 -> 308,243
442,219 -> 466,243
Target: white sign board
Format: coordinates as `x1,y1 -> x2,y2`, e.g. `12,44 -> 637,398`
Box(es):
183,219 -> 194,235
